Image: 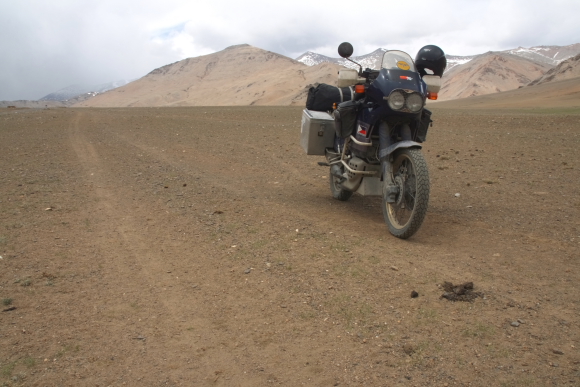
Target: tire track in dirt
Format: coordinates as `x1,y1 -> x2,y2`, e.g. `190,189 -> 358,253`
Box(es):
66,110 -> 358,385
66,111 -> 262,383
65,111 -> 418,385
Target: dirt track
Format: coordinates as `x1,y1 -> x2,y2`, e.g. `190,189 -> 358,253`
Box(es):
1,106 -> 579,386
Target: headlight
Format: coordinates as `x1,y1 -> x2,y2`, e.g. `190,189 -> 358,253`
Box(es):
388,91 -> 405,110
406,93 -> 424,112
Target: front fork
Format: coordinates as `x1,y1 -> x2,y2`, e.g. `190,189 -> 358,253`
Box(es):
379,121 -> 413,203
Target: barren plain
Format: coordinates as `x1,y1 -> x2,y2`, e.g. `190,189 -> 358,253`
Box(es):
1,104 -> 579,386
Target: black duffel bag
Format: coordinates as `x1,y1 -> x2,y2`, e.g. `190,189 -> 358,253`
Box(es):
333,100 -> 360,138
306,84 -> 354,112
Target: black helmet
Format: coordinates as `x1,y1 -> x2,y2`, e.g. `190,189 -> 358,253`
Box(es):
415,45 -> 446,77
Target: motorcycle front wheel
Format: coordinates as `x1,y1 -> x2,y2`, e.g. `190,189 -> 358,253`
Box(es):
382,148 -> 430,239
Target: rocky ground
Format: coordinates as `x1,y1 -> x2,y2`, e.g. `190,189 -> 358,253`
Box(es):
0,106 -> 579,386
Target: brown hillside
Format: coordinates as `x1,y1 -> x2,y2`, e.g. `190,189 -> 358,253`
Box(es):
430,75 -> 580,109
76,45 -> 342,107
528,52 -> 580,86
439,52 -> 551,101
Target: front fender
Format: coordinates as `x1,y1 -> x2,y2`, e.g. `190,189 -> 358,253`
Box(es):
379,140 -> 422,159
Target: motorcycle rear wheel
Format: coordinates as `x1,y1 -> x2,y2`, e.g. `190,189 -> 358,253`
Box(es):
383,148 -> 430,239
329,168 -> 353,201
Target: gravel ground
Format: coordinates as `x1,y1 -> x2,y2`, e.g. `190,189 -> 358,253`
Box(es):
0,106 -> 579,386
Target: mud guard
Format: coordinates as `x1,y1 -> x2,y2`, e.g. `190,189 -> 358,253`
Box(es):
379,140 -> 422,159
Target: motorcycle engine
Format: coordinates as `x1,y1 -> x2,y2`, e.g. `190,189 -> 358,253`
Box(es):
340,157 -> 366,191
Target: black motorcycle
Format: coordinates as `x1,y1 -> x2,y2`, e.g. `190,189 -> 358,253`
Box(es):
301,42 -> 446,239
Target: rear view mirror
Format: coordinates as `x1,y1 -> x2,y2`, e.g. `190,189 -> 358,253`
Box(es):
338,42 -> 354,58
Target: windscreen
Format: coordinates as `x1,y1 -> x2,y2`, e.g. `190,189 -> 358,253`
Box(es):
381,51 -> 416,72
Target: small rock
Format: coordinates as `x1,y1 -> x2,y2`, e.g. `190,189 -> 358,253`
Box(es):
511,321 -> 520,327
517,319 -> 525,324
454,193 -> 460,197
390,266 -> 399,271
410,291 -> 419,298
244,268 -> 251,274
402,343 -> 415,355
552,349 -> 564,355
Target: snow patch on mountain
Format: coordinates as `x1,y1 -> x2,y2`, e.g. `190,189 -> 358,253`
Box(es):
40,79 -> 133,101
297,48 -> 387,70
297,44 -> 580,74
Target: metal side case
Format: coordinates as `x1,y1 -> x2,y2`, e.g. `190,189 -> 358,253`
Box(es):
300,109 -> 335,155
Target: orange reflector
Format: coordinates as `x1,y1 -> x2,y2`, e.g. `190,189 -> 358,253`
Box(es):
427,92 -> 438,100
355,84 -> 365,93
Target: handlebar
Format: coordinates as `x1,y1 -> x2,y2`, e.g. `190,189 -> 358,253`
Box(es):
362,68 -> 380,81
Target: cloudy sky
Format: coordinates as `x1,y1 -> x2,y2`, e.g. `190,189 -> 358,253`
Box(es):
2,0 -> 579,100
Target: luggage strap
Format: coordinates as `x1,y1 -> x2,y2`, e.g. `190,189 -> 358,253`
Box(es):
337,86 -> 355,102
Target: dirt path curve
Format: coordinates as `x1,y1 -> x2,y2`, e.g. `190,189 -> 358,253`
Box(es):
1,106 -> 579,386
66,110 -> 284,385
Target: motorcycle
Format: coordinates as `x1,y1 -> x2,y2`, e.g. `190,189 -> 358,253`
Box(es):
301,42 -> 446,239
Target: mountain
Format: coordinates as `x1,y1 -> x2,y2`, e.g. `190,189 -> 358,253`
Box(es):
76,45 -> 343,107
431,76 -> 580,110
297,44 -> 580,71
297,49 -> 478,72
528,52 -> 580,86
295,51 -> 336,67
296,44 -> 580,101
297,49 -> 387,70
446,54 -> 478,71
503,43 -> 580,66
40,80 -> 132,101
64,42 -> 580,107
438,52 -> 551,101
445,43 -> 580,71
